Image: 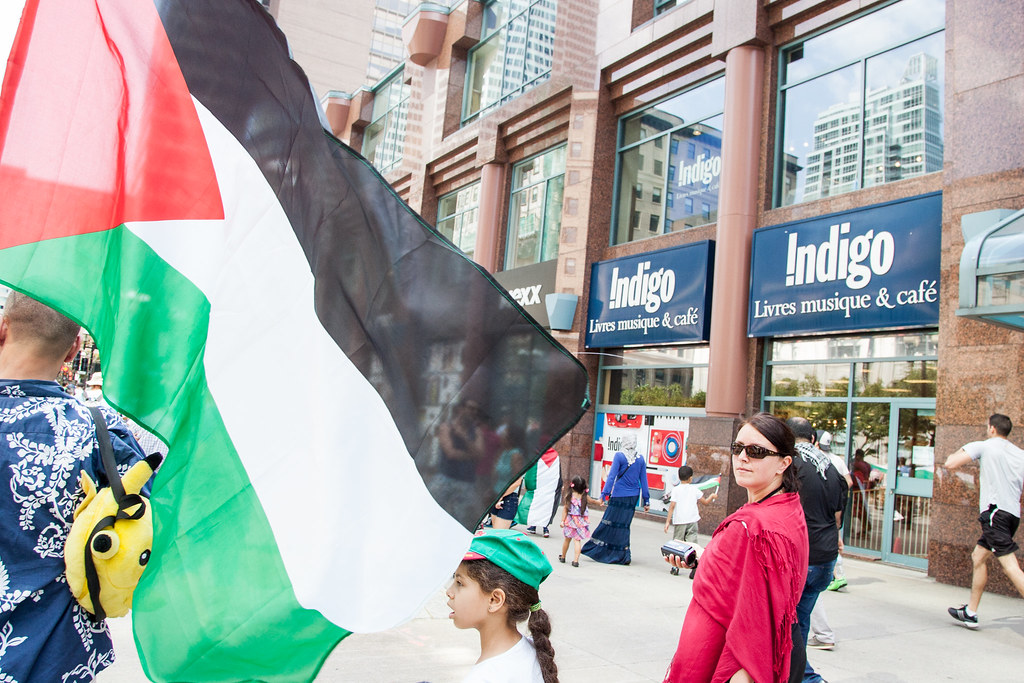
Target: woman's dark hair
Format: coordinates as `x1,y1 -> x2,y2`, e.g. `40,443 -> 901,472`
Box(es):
463,561 -> 558,683
742,412 -> 800,493
565,475 -> 588,515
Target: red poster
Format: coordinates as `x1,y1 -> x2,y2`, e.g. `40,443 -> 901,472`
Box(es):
649,429 -> 685,467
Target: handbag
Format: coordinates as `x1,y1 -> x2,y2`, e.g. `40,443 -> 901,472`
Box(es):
64,407 -> 161,620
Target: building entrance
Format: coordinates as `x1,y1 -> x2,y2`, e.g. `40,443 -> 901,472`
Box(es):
846,401 -> 935,568
763,330 -> 937,569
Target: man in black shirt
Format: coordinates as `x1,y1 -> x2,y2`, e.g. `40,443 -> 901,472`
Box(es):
787,417 -> 848,683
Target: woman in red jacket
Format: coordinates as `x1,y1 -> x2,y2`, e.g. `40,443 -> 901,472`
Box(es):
664,413 -> 809,683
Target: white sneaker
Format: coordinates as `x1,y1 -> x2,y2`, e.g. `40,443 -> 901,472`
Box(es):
807,636 -> 835,650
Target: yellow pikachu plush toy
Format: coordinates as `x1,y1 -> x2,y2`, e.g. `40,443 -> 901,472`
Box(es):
64,453 -> 162,619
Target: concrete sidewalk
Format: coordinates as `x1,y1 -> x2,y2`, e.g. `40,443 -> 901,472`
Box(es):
102,512 -> 1023,682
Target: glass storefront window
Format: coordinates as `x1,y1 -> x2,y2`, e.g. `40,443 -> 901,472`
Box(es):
362,68 -> 410,174
764,331 -> 937,443
776,0 -> 945,207
770,331 -> 938,362
614,79 -> 724,245
854,360 -> 937,398
464,0 -> 557,123
767,363 -> 850,397
765,400 -> 848,445
506,146 -> 565,268
599,346 -> 709,409
436,183 -> 481,258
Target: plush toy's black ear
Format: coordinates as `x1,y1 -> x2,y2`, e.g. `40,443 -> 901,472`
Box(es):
145,453 -> 163,471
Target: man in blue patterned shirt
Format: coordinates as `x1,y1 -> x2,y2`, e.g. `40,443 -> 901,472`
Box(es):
0,292 -> 146,682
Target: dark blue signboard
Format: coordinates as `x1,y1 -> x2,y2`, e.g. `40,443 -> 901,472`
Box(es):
586,241 -> 714,348
748,193 -> 941,337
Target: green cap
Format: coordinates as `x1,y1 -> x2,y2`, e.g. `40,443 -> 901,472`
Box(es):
464,529 -> 553,590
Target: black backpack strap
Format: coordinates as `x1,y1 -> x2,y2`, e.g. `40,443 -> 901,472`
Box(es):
83,405 -> 147,621
88,406 -> 125,503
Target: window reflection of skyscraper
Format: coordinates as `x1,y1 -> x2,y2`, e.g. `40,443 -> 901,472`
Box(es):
802,52 -> 943,202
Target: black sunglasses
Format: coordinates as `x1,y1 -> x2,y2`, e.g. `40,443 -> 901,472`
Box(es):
730,442 -> 781,459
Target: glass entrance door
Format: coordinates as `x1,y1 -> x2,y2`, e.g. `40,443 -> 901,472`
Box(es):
887,405 -> 935,567
845,401 -> 935,568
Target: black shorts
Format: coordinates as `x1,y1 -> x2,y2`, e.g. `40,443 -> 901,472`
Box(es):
490,492 -> 519,521
977,505 -> 1021,557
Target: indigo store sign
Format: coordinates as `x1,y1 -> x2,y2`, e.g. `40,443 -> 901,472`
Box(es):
748,193 -> 941,337
586,241 -> 714,348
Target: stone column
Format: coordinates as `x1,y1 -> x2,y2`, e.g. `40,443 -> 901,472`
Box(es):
474,162 -> 505,273
705,45 -> 764,418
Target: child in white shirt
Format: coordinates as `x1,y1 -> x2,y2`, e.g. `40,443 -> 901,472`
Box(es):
663,466 -> 717,575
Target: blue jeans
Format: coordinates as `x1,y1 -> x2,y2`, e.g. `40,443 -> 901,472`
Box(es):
797,560 -> 836,683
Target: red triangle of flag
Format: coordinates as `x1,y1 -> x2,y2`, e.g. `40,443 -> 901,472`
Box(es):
0,0 -> 222,251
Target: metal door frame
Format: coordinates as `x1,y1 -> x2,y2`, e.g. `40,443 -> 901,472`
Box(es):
879,399 -> 934,568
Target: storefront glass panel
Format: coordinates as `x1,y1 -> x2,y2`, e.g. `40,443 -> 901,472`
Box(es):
599,346 -> 709,409
763,330 -> 937,568
854,360 -> 936,398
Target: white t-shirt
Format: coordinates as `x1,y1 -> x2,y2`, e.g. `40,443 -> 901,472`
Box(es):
828,453 -> 850,478
669,483 -> 703,525
463,636 -> 544,683
963,437 -> 1024,518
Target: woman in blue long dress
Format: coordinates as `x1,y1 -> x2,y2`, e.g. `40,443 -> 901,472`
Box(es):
582,433 -> 650,564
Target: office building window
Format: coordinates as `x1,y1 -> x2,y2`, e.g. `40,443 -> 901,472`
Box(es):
362,68 -> 409,174
437,182 -> 481,259
506,145 -> 566,269
654,0 -> 678,17
613,77 -> 724,245
464,0 -> 558,123
776,0 -> 944,207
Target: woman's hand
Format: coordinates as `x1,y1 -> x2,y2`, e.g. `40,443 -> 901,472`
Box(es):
663,553 -> 696,570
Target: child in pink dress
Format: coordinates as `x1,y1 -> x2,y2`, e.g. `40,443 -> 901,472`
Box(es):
558,476 -> 590,567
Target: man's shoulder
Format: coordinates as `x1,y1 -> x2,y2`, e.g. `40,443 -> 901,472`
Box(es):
970,438 -> 1024,460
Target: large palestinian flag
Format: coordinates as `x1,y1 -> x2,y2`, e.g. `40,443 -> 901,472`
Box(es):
0,1 -> 589,680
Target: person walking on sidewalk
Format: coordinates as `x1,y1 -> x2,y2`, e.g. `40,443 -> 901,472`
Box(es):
558,476 -> 590,567
944,413 -> 1024,629
787,417 -> 847,683
582,433 -> 649,565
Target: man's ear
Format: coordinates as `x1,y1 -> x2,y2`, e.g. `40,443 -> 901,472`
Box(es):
62,335 -> 82,364
487,588 -> 507,613
0,317 -> 9,347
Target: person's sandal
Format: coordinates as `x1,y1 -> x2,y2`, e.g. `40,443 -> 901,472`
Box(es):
558,555 -> 565,563
571,561 -> 579,567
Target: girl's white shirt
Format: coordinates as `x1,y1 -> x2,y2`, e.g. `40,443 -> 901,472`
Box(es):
462,635 -> 544,683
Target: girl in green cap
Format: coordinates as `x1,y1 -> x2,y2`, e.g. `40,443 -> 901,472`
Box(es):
446,529 -> 557,682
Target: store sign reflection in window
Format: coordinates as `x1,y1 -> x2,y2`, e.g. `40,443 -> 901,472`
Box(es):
614,78 -> 724,245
